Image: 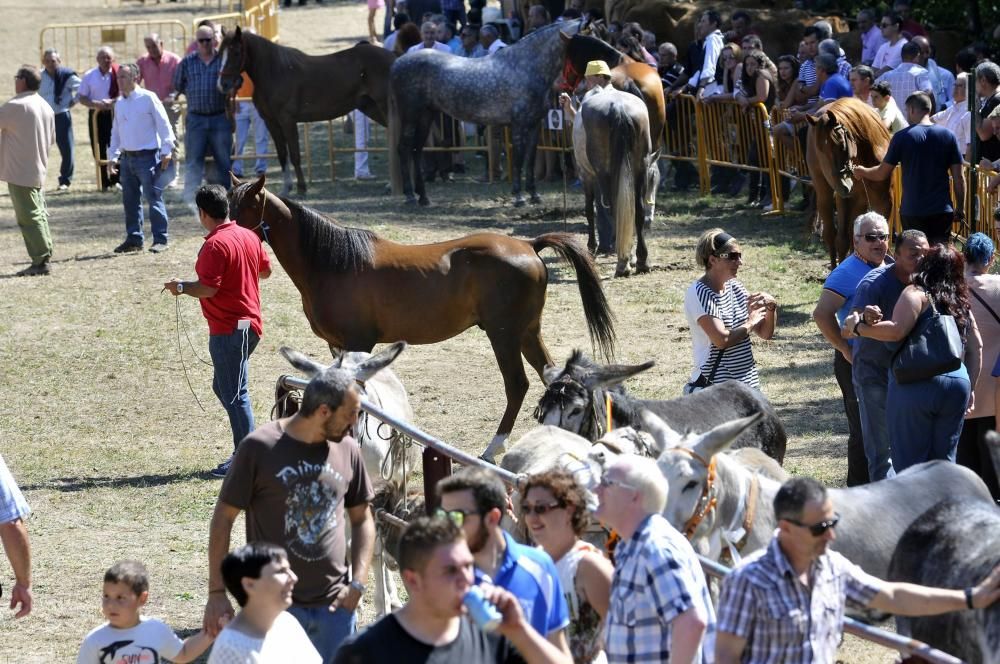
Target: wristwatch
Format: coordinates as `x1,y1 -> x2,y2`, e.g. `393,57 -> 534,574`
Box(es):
853,318 -> 863,337
349,580 -> 366,594
176,282 -> 184,294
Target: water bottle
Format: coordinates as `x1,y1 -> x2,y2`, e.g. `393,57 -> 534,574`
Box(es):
463,585 -> 502,632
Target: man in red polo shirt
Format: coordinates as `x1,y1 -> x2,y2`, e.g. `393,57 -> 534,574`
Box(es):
164,184 -> 271,477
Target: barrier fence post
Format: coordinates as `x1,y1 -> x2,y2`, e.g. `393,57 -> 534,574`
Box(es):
693,98 -> 710,195
422,448 -> 452,515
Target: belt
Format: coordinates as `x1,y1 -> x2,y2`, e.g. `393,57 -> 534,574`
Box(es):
188,110 -> 224,116
121,149 -> 157,157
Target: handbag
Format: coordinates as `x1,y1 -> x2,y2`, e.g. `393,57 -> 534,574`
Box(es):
891,299 -> 964,385
685,346 -> 726,394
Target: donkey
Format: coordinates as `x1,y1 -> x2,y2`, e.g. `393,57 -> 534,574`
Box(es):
535,350 -> 786,463
279,341 -> 416,618
645,412 -> 996,580
572,86 -> 656,276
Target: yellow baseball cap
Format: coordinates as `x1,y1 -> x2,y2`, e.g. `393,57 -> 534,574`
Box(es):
585,60 -> 612,77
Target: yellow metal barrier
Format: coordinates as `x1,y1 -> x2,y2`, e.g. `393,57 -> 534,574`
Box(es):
663,93 -> 703,192
40,20 -> 188,74
973,167 -> 1000,245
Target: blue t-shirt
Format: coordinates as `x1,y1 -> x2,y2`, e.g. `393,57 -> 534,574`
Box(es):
823,254 -> 882,328
820,73 -> 852,101
851,265 -> 908,384
477,532 -> 569,637
884,124 -> 963,216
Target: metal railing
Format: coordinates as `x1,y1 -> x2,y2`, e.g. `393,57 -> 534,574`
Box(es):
39,20 -> 188,74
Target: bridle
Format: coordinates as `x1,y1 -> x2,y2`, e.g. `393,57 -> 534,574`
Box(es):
237,185 -> 270,243
561,58 -> 580,92
533,376 -> 611,440
832,123 -> 872,210
218,37 -> 246,91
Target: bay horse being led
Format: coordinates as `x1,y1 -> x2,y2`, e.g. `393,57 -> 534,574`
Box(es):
389,19 -> 582,207
228,175 -> 616,461
806,97 -> 893,268
217,27 -> 396,196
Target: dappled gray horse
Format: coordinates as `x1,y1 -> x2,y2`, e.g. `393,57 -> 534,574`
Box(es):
572,86 -> 655,276
645,412 -> 995,580
389,19 -> 581,207
534,350 -> 787,462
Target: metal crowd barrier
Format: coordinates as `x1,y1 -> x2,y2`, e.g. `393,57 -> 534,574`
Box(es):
39,20 -> 188,74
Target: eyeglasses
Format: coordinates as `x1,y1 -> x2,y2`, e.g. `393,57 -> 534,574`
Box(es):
786,512 -> 841,536
521,502 -> 564,516
597,475 -> 636,491
198,38 -> 214,43
716,251 -> 742,261
862,232 -> 889,242
435,507 -> 479,527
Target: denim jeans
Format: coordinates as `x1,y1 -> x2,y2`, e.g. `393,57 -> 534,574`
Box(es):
183,112 -> 233,204
353,109 -> 370,177
854,375 -> 894,481
54,112 -> 74,186
286,604 -> 356,663
888,372 -> 970,473
233,102 -> 269,177
120,151 -> 170,246
208,328 -> 259,449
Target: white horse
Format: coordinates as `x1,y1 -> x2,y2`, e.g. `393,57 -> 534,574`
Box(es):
279,343 -> 417,617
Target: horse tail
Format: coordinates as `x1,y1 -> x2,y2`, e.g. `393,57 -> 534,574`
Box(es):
531,233 -> 617,360
609,103 -> 637,268
387,75 -> 403,196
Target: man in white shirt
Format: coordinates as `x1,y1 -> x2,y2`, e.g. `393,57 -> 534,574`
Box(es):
871,81 -> 908,134
875,41 -> 933,111
932,73 -> 970,158
872,13 -> 907,77
78,45 -> 119,191
108,63 -> 175,254
687,10 -> 723,98
857,9 -> 886,66
480,24 -> 507,54
407,21 -> 453,54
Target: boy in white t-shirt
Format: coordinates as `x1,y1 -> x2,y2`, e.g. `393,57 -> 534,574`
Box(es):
77,560 -> 216,663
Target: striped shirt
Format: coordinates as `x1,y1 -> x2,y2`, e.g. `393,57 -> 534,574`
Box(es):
684,279 -> 760,389
172,51 -> 226,115
875,63 -> 933,108
797,59 -> 818,105
605,514 -> 716,664
717,535 -> 882,664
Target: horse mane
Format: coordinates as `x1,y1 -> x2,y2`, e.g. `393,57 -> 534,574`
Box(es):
825,97 -> 891,161
569,34 -> 624,68
230,182 -> 376,273
230,29 -> 309,70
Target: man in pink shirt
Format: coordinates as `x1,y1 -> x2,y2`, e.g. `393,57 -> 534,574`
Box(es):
137,34 -> 181,132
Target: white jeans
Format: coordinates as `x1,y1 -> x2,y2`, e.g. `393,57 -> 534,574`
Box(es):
233,101 -> 270,176
354,109 -> 371,177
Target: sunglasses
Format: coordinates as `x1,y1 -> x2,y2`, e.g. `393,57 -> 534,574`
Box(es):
863,232 -> 889,242
521,502 -> 564,516
786,512 -> 841,536
716,251 -> 742,261
198,38 -> 214,43
435,507 -> 479,527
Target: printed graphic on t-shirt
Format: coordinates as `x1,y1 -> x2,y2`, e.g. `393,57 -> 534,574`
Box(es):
98,640 -> 161,664
278,460 -> 348,562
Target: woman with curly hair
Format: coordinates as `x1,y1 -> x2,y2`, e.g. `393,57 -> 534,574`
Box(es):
775,54 -> 800,110
521,470 -> 612,664
846,244 -> 983,471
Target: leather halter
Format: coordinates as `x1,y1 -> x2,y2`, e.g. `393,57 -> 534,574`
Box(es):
673,448 -> 718,539
560,58 -> 580,92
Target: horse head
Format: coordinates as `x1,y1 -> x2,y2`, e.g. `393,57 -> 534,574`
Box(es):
534,350 -> 654,438
647,411 -> 764,546
217,26 -> 246,96
228,174 -> 269,241
279,341 -> 408,385
807,109 -> 856,198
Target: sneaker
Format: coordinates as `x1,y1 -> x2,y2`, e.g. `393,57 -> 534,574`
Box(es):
210,457 -> 233,478
354,173 -> 377,181
57,184 -> 69,192
16,262 -> 50,277
149,243 -> 168,254
113,240 -> 143,254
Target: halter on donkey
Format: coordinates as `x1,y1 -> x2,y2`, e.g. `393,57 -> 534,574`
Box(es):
389,19 -> 582,207
217,28 -> 396,196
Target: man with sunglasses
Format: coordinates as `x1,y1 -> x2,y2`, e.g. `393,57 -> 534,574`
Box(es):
437,468 -> 571,657
812,213 -> 892,487
173,24 -> 233,212
596,456 -> 715,664
716,477 -> 1000,663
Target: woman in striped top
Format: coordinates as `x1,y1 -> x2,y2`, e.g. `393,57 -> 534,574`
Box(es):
683,228 -> 777,393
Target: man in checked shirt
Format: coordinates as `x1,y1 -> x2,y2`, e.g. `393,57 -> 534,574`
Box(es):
595,456 -> 715,664
715,477 -> 1000,663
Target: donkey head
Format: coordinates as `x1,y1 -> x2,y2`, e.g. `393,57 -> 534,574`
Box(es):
280,341 -> 407,385
535,350 -> 654,437
807,109 -> 856,198
648,412 -> 763,540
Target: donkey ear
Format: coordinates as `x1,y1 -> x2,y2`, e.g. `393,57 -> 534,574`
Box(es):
638,409 -> 683,451
580,360 -> 655,390
690,412 -> 764,460
542,364 -> 563,385
560,30 -> 571,43
353,341 -> 407,383
279,347 -> 327,377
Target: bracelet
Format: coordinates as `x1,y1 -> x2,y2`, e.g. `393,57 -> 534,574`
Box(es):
209,588 -> 227,594
965,587 -> 975,609
853,319 -> 864,337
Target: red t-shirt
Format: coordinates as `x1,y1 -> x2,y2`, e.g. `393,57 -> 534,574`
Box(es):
195,221 -> 271,336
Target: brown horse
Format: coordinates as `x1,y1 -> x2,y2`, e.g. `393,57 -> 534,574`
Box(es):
228,175 -> 617,461
806,97 -> 893,268
217,28 -> 396,196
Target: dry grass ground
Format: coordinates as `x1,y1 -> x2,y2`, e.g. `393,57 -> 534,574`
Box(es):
0,0 -> 896,660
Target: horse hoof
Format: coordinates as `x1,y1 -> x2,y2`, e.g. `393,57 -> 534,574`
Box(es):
513,197 -> 526,208
614,268 -> 632,278
529,193 -> 542,205
636,263 -> 651,274
418,197 -> 430,207
404,195 -> 417,205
